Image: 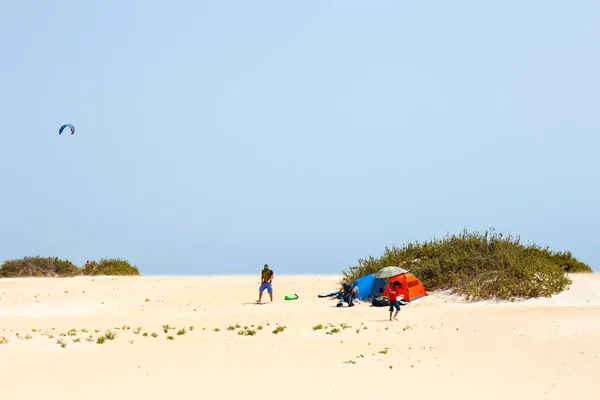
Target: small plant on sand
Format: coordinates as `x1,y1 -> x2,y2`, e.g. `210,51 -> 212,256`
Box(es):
344,360 -> 356,364
133,327 -> 142,334
340,323 -> 350,330
379,348 -> 389,355
166,335 -> 174,340
356,329 -> 360,334
67,329 -> 77,336
142,332 -> 148,337
189,326 -> 194,331
23,334 -> 33,340
272,326 -> 286,334
162,325 -> 170,333
176,328 -> 186,336
95,329 -> 100,333
48,334 -> 54,339
96,336 -> 106,344
214,328 -> 220,332
56,339 -> 67,348
151,332 -> 158,338
31,328 -> 37,333
238,329 -> 257,336
72,338 -> 80,343
257,325 -> 263,331
312,324 -> 324,331
226,325 -> 236,331
327,327 -> 340,335
104,331 -> 117,340
145,298 -> 150,302
81,329 -> 89,333
0,336 -> 9,344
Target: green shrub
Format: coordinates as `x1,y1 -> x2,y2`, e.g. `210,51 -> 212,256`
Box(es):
0,256 -> 80,278
1,256 -> 141,278
82,258 -> 140,276
340,228 -> 592,301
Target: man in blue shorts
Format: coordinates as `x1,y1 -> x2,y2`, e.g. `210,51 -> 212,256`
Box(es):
257,264 -> 274,303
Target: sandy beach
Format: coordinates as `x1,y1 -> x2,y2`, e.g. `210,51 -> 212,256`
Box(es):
1,273 -> 599,400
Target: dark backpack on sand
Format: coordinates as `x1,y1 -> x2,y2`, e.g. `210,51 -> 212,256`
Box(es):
371,297 -> 390,307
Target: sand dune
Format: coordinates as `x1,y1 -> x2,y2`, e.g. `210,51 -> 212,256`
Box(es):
1,273 -> 599,399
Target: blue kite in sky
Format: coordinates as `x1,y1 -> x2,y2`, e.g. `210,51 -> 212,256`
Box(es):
59,124 -> 75,135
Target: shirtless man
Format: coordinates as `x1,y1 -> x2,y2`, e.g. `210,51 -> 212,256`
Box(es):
257,264 -> 274,303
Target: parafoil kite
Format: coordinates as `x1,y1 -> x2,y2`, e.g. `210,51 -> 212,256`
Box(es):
59,124 -> 75,135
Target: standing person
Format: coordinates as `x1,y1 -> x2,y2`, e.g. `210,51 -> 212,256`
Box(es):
257,264 -> 274,303
388,281 -> 403,321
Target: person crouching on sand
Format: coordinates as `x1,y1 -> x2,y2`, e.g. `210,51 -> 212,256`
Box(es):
388,281 -> 403,321
257,264 -> 274,303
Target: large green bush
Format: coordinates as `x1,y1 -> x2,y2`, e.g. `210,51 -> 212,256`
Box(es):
0,256 -> 81,278
81,258 -> 140,276
340,228 -> 593,301
1,256 -> 141,277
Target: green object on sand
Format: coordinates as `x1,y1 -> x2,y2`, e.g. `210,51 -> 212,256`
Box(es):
284,294 -> 298,300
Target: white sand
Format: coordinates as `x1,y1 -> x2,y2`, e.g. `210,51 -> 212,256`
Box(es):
1,273 -> 599,399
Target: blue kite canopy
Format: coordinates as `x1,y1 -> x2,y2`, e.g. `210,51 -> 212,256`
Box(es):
59,124 -> 75,135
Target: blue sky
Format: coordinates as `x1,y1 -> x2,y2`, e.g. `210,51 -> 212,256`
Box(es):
1,0 -> 598,274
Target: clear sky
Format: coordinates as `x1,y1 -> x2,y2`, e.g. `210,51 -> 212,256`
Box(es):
1,1 -> 598,275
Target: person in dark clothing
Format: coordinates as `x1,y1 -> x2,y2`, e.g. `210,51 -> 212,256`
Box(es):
338,282 -> 357,307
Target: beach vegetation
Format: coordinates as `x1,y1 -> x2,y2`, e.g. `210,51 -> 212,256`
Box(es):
341,228 -> 593,301
0,256 -> 141,278
0,256 -> 80,277
81,258 -> 140,276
